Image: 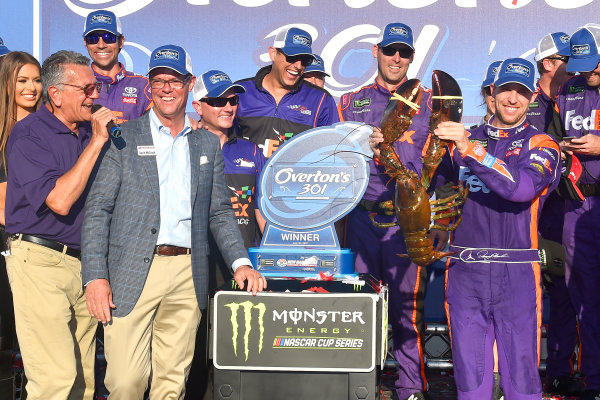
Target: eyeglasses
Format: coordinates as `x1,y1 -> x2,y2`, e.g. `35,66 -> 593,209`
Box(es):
85,32 -> 119,45
57,82 -> 101,97
200,95 -> 239,107
276,49 -> 313,67
546,55 -> 569,62
150,77 -> 190,90
379,45 -> 414,58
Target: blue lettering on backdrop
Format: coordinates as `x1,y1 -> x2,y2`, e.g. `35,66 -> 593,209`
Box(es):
1,0 -> 595,122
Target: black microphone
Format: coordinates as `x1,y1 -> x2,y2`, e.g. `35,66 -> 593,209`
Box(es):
91,104 -> 121,138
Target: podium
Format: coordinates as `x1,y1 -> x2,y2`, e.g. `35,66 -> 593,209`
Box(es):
211,276 -> 388,400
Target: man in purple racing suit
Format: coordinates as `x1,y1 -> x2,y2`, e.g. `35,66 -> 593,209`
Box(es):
547,24 -> 600,400
430,58 -> 560,400
83,10 -> 152,123
338,22 -> 446,400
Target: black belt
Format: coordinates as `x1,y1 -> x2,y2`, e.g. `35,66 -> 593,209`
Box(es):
357,199 -> 395,216
12,234 -> 81,259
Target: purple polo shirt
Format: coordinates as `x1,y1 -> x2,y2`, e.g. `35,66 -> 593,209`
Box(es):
5,105 -> 93,249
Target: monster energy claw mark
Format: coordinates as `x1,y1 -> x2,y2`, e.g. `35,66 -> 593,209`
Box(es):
225,301 -> 266,361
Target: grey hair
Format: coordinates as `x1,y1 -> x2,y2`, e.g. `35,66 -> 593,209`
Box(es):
41,50 -> 90,104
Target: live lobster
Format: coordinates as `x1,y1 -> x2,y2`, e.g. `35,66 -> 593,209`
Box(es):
371,70 -> 467,266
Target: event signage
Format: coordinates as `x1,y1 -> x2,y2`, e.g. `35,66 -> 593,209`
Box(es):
213,292 -> 378,371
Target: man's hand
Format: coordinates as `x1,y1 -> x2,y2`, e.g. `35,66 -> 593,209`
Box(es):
430,229 -> 450,252
562,135 -> 600,156
434,121 -> 470,154
369,126 -> 383,159
234,265 -> 267,295
90,105 -> 114,145
85,278 -> 115,324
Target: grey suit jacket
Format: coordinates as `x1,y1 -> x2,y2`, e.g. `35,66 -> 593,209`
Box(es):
81,113 -> 248,316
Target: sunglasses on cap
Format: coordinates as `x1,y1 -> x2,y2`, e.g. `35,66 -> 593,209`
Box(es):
200,95 -> 239,107
379,45 -> 414,58
85,32 -> 119,45
276,49 -> 313,67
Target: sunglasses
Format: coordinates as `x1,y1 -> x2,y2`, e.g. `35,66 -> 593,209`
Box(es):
277,49 -> 313,67
85,32 -> 119,45
58,82 -> 102,97
380,45 -> 414,58
546,55 -> 569,62
200,95 -> 239,107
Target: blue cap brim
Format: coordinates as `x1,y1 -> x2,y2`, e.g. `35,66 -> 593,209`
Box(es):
280,47 -> 315,58
379,39 -> 414,50
207,83 -> 245,98
495,78 -> 535,93
567,55 -> 600,72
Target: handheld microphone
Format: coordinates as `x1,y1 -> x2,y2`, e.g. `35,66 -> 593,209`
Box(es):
91,104 -> 122,138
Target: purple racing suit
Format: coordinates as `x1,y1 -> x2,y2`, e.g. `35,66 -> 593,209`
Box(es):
92,63 -> 152,123
527,81 -> 577,382
434,118 -> 560,400
235,66 -> 338,158
338,78 -> 433,399
553,75 -> 600,390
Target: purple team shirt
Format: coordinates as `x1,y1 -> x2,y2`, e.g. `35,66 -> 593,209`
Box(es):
5,105 -> 93,249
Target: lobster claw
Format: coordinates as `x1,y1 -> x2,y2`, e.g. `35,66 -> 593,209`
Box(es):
379,78 -> 423,127
431,70 -> 463,125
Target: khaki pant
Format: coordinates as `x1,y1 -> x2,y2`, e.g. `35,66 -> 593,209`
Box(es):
104,254 -> 201,399
5,239 -> 97,400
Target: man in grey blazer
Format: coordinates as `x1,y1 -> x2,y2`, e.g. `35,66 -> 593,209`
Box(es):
81,44 -> 266,399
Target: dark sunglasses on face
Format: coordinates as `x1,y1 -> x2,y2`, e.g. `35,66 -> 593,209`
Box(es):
200,95 -> 239,107
85,32 -> 119,45
380,45 -> 414,58
277,49 -> 313,67
58,82 -> 102,97
546,55 -> 569,62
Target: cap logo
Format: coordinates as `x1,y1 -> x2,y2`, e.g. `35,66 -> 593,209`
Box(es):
0,38 -> 4,46
572,44 -> 590,56
505,63 -> 530,77
154,49 -> 180,60
491,66 -> 499,75
559,34 -> 570,44
90,14 -> 112,25
389,26 -> 409,37
311,58 -> 323,67
209,73 -> 230,84
292,35 -> 311,47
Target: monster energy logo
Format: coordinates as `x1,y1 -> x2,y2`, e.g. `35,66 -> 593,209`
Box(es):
225,301 -> 266,361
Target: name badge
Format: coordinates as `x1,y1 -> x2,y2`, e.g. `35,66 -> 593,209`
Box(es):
137,146 -> 156,156
200,155 -> 208,165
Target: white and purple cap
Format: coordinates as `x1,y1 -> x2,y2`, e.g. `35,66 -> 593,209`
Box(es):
0,37 -> 9,57
83,10 -> 122,37
567,25 -> 600,73
193,70 -> 245,101
148,44 -> 193,76
482,60 -> 502,88
377,22 -> 414,50
494,57 -> 536,93
534,32 -> 571,61
304,55 -> 330,76
273,27 -> 314,57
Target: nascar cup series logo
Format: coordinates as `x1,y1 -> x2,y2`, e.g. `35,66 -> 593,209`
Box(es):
293,34 -> 311,48
505,62 -> 530,77
154,49 -> 179,60
572,44 -> 591,56
225,301 -> 266,361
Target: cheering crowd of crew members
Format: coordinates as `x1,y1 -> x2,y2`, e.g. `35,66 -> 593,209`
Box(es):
1,9 -> 600,400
